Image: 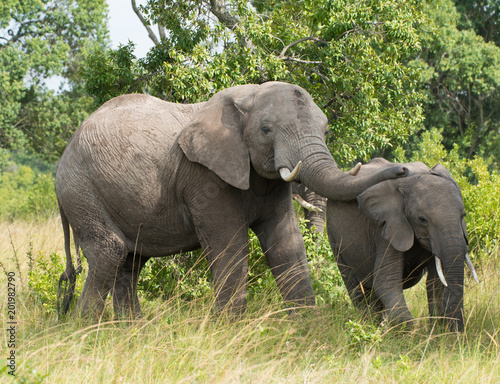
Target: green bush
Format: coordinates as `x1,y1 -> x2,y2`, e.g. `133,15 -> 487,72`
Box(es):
300,221 -> 347,307
0,165 -> 58,220
26,247 -> 85,316
394,129 -> 500,263
137,219 -> 346,308
345,319 -> 382,351
138,250 -> 211,301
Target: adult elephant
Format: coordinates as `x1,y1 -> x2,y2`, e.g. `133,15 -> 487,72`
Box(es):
327,158 -> 478,331
56,82 -> 407,320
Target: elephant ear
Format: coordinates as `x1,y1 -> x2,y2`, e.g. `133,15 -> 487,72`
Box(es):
357,180 -> 414,252
178,85 -> 257,190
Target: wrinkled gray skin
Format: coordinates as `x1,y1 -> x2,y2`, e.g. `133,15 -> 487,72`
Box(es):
56,82 -> 408,320
292,182 -> 327,234
327,158 -> 470,331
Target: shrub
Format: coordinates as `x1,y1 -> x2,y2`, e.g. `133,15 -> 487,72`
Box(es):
26,246 -> 85,316
300,221 -> 347,307
138,219 -> 346,307
0,165 -> 58,220
345,319 -> 382,351
138,250 -> 211,301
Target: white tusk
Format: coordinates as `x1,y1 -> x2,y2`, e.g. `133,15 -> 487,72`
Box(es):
465,253 -> 479,284
435,256 -> 448,287
279,161 -> 302,182
348,162 -> 362,176
293,194 -> 323,212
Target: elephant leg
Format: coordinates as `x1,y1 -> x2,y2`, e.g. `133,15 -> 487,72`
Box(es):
76,234 -> 129,320
202,227 -> 249,315
252,207 -> 315,307
112,252 -> 150,319
360,287 -> 384,319
336,255 -> 384,318
372,241 -> 413,326
336,254 -> 364,304
336,254 -> 383,319
189,193 -> 250,314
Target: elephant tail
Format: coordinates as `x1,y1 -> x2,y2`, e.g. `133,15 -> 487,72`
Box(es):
57,205 -> 81,319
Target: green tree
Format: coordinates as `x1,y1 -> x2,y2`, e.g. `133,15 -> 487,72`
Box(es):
455,0 -> 500,45
82,0 -> 424,164
410,0 -> 500,164
0,0 -> 109,162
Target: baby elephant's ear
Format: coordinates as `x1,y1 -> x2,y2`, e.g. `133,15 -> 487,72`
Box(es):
358,180 -> 414,252
179,86 -> 256,190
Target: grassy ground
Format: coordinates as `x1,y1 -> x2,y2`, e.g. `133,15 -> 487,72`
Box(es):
1,219 -> 499,383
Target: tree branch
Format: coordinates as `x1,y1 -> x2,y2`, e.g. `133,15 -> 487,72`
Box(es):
279,36 -> 327,59
280,57 -> 323,64
208,0 -> 239,30
208,0 -> 254,50
131,0 -> 160,45
158,25 -> 166,40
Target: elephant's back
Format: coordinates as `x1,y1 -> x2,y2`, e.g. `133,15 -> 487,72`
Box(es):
75,94 -> 200,154
55,94 -> 202,236
58,94 -> 203,175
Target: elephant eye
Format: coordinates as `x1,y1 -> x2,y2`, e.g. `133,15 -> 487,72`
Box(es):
418,216 -> 428,224
261,125 -> 272,134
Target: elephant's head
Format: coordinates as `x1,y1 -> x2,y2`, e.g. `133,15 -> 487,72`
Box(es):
179,82 -> 407,199
357,159 -> 476,331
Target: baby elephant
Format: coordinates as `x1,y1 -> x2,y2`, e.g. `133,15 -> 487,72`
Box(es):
327,158 -> 478,331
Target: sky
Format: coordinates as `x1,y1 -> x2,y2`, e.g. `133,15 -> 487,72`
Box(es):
107,0 -> 154,58
46,0 -> 153,90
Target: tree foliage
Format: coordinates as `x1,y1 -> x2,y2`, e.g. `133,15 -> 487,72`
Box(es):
455,0 -> 500,45
410,0 -> 500,163
0,0 -> 109,162
82,0 -> 424,164
4,1 -> 498,166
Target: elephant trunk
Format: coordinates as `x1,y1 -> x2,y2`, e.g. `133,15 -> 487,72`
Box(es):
286,138 -> 399,201
433,233 -> 467,332
442,263 -> 465,332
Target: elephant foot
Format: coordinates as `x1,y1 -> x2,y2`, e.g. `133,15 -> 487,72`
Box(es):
381,310 -> 415,331
429,316 -> 464,333
212,289 -> 248,319
113,306 -> 143,321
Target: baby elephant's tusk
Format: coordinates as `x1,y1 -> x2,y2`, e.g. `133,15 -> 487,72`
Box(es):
435,256 -> 448,287
293,194 -> 323,212
465,253 -> 480,283
280,161 -> 302,182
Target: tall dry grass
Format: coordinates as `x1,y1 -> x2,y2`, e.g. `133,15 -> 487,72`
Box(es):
0,219 -> 499,383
